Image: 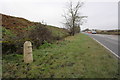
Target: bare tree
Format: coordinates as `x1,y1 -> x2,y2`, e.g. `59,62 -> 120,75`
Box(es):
63,1 -> 87,36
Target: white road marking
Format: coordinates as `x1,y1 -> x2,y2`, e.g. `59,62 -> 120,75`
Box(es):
91,34 -> 118,41
91,37 -> 120,59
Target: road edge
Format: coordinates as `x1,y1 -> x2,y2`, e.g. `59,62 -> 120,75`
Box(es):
91,37 -> 120,59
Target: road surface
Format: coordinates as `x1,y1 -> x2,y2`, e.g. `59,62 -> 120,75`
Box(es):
84,33 -> 119,58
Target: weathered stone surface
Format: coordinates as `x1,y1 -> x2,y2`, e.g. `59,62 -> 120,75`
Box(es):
23,41 -> 33,63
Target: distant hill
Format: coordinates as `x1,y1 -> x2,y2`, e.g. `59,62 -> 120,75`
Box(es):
1,13 -> 39,27
82,28 -> 120,35
96,29 -> 120,35
1,13 -> 39,34
1,13 -> 69,54
1,13 -> 68,36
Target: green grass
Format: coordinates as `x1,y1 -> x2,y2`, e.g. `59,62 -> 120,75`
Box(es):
46,25 -> 69,39
2,27 -> 16,38
2,33 -> 119,78
22,26 -> 37,31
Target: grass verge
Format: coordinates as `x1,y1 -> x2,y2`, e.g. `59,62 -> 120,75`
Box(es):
2,33 -> 119,78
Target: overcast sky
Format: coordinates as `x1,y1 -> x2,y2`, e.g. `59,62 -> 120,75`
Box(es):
0,0 -> 119,30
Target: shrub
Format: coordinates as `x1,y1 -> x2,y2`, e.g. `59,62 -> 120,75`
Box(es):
2,23 -> 68,55
2,27 -> 30,54
2,33 -> 25,54
39,40 -> 52,49
29,24 -> 53,49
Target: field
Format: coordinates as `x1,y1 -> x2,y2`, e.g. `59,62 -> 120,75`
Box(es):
2,33 -> 119,78
96,30 -> 120,35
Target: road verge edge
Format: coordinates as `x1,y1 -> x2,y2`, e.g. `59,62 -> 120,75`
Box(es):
91,37 -> 120,59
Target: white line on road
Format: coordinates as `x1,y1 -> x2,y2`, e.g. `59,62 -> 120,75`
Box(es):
91,37 -> 120,59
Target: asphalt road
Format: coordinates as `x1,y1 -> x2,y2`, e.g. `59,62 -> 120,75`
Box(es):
84,33 -> 119,58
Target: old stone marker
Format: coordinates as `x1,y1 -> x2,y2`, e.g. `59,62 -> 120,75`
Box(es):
23,41 -> 33,63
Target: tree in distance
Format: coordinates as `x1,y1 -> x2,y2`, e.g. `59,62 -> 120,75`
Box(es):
62,1 -> 87,36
